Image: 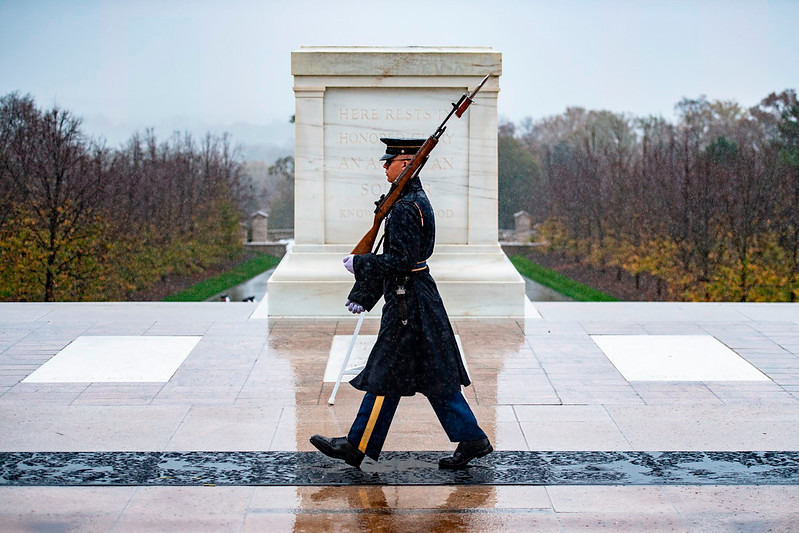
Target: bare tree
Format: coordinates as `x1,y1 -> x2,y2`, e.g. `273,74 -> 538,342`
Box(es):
0,94 -> 106,300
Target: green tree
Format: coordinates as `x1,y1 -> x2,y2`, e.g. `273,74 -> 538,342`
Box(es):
775,94 -> 799,300
266,156 -> 295,229
497,125 -> 539,229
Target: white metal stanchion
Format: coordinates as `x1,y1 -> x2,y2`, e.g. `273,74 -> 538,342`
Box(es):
328,312 -> 365,405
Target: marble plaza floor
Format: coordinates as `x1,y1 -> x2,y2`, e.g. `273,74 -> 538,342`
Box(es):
1,301 -> 799,531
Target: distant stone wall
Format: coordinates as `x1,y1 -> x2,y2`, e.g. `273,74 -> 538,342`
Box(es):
498,229 -> 515,242
244,242 -> 288,257
497,211 -> 534,244
268,229 -> 294,241
501,244 -> 543,256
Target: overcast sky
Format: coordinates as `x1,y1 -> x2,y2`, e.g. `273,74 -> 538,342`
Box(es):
1,0 -> 797,148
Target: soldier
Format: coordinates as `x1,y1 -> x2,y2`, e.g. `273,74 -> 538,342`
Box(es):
310,138 -> 492,469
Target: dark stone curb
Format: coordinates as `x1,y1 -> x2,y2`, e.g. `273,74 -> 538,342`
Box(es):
2,451 -> 798,486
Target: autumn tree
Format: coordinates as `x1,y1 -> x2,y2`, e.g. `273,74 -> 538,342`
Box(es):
497,122 -> 540,229
765,91 -> 799,300
0,93 -> 254,301
509,89 -> 798,302
0,93 -> 108,301
266,155 -> 295,230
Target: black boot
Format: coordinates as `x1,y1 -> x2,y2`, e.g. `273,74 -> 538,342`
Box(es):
438,438 -> 493,469
310,435 -> 365,468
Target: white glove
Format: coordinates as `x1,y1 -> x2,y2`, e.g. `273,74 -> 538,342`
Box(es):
345,298 -> 364,314
343,254 -> 355,274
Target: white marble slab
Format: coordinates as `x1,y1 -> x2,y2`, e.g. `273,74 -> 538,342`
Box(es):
250,294 -> 269,320
591,335 -> 770,382
536,303 -> 753,322
525,297 -> 542,319
23,336 -> 201,383
324,334 -> 466,382
291,46 -> 501,77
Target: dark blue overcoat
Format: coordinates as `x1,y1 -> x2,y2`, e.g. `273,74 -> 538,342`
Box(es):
347,179 -> 470,397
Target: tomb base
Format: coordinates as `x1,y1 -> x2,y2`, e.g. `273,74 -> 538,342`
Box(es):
266,244 -> 525,317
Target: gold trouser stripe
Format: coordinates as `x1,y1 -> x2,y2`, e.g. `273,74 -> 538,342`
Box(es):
358,396 -> 384,453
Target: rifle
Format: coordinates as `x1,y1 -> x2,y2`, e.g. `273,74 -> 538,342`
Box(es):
350,74 -> 491,255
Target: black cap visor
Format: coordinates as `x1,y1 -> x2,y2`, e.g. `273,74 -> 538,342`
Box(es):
379,137 -> 425,162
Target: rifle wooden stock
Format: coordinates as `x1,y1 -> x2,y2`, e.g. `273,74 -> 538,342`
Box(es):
351,221 -> 381,255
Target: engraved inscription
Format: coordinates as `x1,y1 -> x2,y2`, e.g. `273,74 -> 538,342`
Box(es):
384,108 -> 446,121
338,131 -> 455,145
337,157 -> 381,170
339,108 -> 380,120
338,156 -> 454,171
340,208 -> 374,218
323,87 -> 469,243
339,207 -> 456,219
339,132 -> 382,144
361,182 -> 434,197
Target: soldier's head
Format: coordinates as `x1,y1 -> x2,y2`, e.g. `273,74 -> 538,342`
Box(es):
379,138 -> 424,183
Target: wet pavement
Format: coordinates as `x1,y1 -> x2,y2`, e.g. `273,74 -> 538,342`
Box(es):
4,451 -> 799,486
522,275 -> 573,302
1,301 -> 799,531
205,269 -> 276,303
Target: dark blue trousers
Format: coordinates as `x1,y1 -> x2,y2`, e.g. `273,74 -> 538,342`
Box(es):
347,390 -> 487,460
